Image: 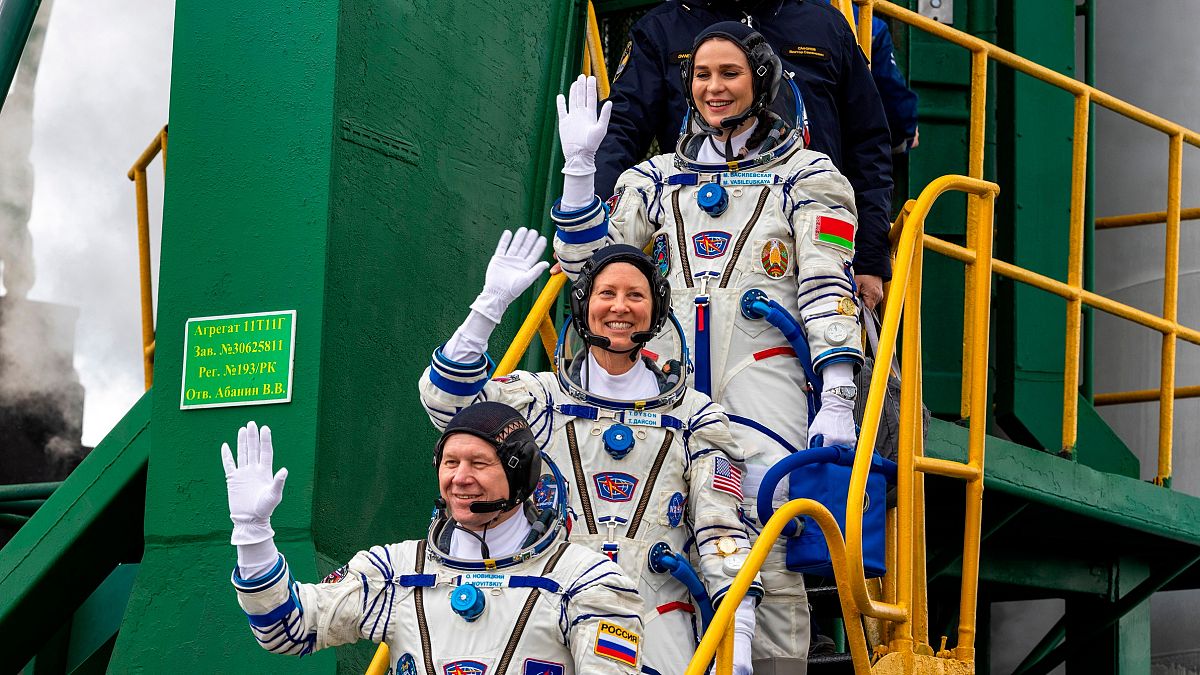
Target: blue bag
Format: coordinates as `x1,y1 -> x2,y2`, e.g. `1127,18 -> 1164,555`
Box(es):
757,445 -> 897,579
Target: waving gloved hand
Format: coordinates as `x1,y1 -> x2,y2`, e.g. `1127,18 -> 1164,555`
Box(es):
557,74 -> 612,177
221,421 -> 288,546
470,228 -> 550,323
808,361 -> 858,448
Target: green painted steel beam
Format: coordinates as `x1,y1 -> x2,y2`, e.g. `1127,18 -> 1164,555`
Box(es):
926,419 -> 1200,547
0,392 -> 150,673
0,482 -> 61,501
0,0 -> 40,116
65,564 -> 139,674
1020,555 -> 1196,675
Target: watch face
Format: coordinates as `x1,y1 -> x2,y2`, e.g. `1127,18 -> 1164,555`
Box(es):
832,386 -> 857,400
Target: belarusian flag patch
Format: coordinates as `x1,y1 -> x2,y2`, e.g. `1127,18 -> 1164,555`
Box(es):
813,215 -> 855,254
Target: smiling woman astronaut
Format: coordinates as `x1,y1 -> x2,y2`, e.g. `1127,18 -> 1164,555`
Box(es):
419,232 -> 761,675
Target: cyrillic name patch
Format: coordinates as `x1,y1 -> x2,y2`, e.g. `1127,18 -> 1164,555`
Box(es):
784,44 -> 830,61
594,620 -> 640,667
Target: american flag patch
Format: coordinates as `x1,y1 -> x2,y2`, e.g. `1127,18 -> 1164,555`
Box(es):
712,457 -> 744,500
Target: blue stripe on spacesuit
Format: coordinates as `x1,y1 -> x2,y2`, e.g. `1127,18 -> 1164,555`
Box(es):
802,311 -> 840,325
797,282 -> 855,304
397,574 -> 436,587
798,292 -> 852,313
433,347 -> 489,375
727,414 -> 802,455
551,196 -> 603,223
428,368 -> 488,397
555,221 -> 609,245
245,588 -> 300,628
232,554 -> 287,592
813,346 -> 864,369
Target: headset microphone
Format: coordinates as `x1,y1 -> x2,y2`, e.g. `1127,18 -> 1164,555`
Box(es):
468,498 -> 508,514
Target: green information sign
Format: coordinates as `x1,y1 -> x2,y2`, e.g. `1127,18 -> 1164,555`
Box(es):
180,310 -> 297,410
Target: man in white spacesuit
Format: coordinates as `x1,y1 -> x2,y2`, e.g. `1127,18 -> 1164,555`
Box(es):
551,22 -> 865,668
222,405 -> 644,674
419,234 -> 761,675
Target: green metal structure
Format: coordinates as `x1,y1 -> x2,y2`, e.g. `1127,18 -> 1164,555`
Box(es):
1,1 -> 1199,673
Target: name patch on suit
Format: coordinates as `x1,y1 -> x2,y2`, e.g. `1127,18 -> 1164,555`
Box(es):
593,472 -> 639,502
692,231 -> 732,259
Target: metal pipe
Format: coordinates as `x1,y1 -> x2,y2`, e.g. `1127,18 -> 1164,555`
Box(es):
868,1 -> 1200,146
956,189 -> 996,660
848,176 -> 998,629
913,456 -> 980,481
585,1 -> 610,99
1061,94 -> 1090,457
364,643 -> 390,675
0,482 -> 61,501
0,514 -> 30,527
496,273 -> 568,376
685,498 -> 872,674
1094,385 -> 1200,406
1156,133 -> 1184,486
1094,207 -> 1200,230
0,500 -> 46,515
923,236 -> 1200,345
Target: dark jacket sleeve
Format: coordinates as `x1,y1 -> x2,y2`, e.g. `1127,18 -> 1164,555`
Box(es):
836,24 -> 895,280
595,22 -> 668,200
871,18 -> 919,152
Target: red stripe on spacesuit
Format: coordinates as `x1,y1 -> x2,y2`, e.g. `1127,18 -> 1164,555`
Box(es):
656,601 -> 696,615
753,346 -> 796,361
697,305 -> 706,331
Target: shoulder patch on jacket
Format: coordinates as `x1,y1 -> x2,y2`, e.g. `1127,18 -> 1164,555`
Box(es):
670,50 -> 691,63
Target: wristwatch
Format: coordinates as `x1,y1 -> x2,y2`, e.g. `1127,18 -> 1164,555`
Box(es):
828,385 -> 858,402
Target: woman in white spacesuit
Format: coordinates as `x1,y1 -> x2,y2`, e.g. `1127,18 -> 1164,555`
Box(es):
222,405 -> 645,674
419,234 -> 760,675
550,22 -> 866,667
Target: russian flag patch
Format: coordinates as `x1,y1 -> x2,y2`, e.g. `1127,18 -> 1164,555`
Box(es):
594,620 -> 640,667
813,215 -> 855,254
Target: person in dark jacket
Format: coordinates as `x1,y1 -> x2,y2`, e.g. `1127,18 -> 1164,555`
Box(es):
848,5 -> 919,153
596,0 -> 893,309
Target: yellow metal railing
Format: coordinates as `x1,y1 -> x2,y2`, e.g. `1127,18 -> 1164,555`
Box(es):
858,0 -> 1200,483
127,125 -> 167,390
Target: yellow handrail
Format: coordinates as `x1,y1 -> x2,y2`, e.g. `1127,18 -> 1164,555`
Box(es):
857,0 -> 1199,481
581,0 -> 611,99
127,125 -> 168,390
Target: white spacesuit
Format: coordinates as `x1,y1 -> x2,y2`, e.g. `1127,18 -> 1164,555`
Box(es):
551,23 -> 865,667
419,237 -> 762,675
222,409 -> 644,675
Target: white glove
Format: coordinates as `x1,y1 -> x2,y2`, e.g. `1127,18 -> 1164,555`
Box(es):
732,597 -> 756,675
221,421 -> 288,546
808,361 -> 857,447
556,74 -> 612,179
469,228 -> 550,323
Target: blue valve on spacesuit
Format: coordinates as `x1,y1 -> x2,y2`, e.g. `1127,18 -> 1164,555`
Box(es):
647,541 -> 715,630
450,583 -> 485,622
696,182 -> 728,216
602,423 -> 635,460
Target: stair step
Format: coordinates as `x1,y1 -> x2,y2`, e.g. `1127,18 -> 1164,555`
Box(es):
807,583 -> 843,618
807,652 -> 855,674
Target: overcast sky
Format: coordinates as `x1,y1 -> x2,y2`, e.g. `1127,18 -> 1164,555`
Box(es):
27,0 -> 174,446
